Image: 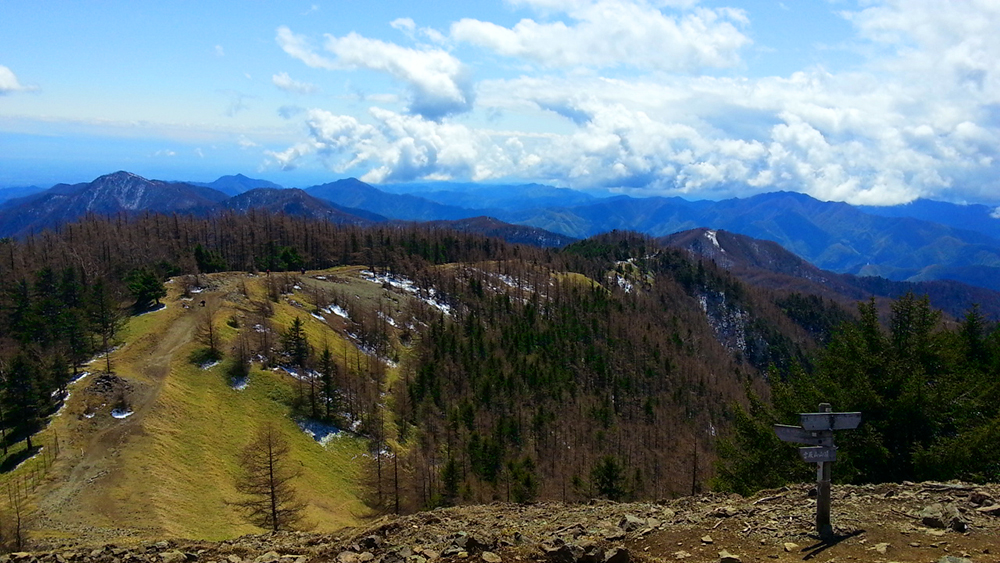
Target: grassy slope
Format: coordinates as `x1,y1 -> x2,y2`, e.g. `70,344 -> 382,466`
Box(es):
26,270 -> 380,543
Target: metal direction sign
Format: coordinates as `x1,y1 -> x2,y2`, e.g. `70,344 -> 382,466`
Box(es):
773,424 -> 829,446
799,446 -> 837,463
799,412 -> 862,431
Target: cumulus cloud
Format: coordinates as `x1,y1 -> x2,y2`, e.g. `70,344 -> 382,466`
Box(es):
270,1 -> 1000,205
451,0 -> 750,72
270,108 -> 537,183
0,65 -> 33,94
277,26 -> 473,119
272,72 -> 319,94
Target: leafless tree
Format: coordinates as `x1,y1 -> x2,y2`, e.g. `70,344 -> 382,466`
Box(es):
233,423 -> 305,531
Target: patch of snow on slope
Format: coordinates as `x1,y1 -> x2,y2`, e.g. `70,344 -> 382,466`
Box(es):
705,230 -> 722,251
298,418 -> 342,446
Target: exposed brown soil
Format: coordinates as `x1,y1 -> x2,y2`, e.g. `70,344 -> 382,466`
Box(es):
17,481 -> 1000,563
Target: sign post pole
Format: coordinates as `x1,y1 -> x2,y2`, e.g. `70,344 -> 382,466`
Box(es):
773,402 -> 860,540
815,403 -> 833,538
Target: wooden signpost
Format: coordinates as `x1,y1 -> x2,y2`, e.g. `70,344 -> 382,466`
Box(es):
774,403 -> 861,539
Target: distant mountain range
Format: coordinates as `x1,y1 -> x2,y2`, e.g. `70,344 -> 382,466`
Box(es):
5,170 -> 1000,294
662,227 -> 1000,321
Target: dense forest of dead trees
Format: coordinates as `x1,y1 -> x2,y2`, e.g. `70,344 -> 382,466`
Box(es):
0,213 -> 845,515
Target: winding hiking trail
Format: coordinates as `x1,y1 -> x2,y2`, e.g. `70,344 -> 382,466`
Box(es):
34,286 -> 221,544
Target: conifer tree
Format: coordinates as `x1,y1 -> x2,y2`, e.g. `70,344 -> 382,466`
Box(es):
234,423 -> 305,531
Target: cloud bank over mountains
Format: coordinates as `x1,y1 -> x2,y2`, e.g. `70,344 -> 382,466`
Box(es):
271,0 -> 1000,206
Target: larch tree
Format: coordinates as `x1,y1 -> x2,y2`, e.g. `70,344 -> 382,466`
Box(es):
234,423 -> 305,531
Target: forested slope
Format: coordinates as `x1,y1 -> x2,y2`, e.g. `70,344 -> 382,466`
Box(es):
0,213 -> 847,532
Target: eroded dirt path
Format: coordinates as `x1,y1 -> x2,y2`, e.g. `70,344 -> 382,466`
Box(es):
34,287 -> 224,544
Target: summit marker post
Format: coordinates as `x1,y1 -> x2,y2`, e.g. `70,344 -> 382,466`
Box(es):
773,403 -> 860,539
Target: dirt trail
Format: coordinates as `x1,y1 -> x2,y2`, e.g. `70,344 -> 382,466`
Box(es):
33,288 -> 223,543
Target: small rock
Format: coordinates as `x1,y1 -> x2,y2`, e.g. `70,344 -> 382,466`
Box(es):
336,553 -> 359,563
782,543 -> 798,553
874,543 -> 890,555
717,550 -> 741,563
422,551 -> 439,560
672,552 -> 691,560
970,492 -> 992,506
161,553 -> 188,563
602,528 -> 626,542
603,548 -> 629,563
227,556 -> 242,563
910,542 -> 921,548
358,554 -> 374,563
618,515 -> 646,532
480,554 -> 501,563
937,557 -> 973,563
360,537 -> 383,550
708,506 -> 738,518
646,518 -> 661,529
700,536 -> 714,545
661,508 -> 676,521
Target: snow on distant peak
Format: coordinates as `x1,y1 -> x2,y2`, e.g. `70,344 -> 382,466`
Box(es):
705,229 -> 722,251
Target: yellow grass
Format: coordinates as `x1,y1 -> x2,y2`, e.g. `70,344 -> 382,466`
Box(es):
25,270 -> 378,543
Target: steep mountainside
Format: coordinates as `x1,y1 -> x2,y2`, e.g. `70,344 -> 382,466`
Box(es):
0,171 -> 228,236
662,228 -> 1000,320
307,178 -> 475,221
498,192 -> 1000,291
425,216 -> 577,247
221,188 -> 382,225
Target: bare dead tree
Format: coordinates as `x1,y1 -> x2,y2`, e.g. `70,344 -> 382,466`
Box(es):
233,423 -> 305,531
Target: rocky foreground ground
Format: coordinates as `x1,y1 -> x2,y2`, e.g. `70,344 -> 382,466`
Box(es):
15,482 -> 1000,563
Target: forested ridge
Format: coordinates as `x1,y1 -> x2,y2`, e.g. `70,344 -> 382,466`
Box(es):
1,211 -> 994,523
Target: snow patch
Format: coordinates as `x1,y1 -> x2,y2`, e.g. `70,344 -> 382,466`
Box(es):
361,270 -> 452,315
297,418 -> 343,446
324,304 -> 350,319
200,360 -> 220,370
111,408 -> 134,419
705,230 -> 722,251
231,377 -> 249,391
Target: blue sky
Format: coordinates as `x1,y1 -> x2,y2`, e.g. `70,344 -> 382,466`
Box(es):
2,1 -> 999,207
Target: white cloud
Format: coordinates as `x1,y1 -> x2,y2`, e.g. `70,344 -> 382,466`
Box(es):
323,33 -> 474,119
0,65 -> 33,94
992,207 -> 1000,219
276,26 -> 338,70
277,26 -> 473,119
270,1 -> 1000,205
391,18 -> 416,35
214,45 -> 225,57
451,0 -> 750,71
272,72 -> 319,94
237,135 -> 258,149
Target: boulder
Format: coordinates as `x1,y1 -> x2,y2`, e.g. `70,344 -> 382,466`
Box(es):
920,503 -> 968,532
